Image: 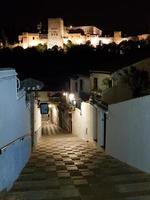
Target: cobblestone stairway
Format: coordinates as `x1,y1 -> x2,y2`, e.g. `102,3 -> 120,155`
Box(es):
2,133 -> 150,200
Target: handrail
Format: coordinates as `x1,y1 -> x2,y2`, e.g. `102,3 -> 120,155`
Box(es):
17,88 -> 25,100
17,78 -> 20,91
0,134 -> 31,155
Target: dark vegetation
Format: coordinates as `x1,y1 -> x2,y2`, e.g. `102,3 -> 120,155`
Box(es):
118,66 -> 150,97
0,39 -> 150,89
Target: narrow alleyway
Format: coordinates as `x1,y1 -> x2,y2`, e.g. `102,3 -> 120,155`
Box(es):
3,133 -> 150,200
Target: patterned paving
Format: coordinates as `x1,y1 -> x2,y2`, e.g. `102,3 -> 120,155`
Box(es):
3,133 -> 150,200
42,122 -> 62,135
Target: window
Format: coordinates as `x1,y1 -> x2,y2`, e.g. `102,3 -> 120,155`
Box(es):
75,82 -> 78,92
80,79 -> 83,91
33,37 -> 35,40
93,78 -> 98,90
51,32 -> 58,36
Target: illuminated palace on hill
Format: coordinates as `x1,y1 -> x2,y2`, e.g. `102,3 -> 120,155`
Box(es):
18,18 -> 150,49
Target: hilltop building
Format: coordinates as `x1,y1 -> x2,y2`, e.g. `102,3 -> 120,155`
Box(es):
18,33 -> 47,49
18,18 -> 150,49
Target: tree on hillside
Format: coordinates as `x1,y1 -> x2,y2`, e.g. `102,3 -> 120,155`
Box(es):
35,44 -> 47,52
119,66 -> 150,97
64,40 -> 74,52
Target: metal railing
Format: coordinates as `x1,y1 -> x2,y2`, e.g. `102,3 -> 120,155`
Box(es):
17,88 -> 25,100
0,134 -> 31,155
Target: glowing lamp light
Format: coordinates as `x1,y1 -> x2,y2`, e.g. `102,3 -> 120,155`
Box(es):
69,93 -> 75,102
49,104 -> 52,108
72,100 -> 76,106
63,92 -> 67,96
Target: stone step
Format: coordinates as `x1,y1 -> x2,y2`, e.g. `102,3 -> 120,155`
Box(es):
12,180 -> 60,191
5,189 -> 61,200
107,173 -> 150,184
22,168 -> 36,174
95,167 -> 141,176
116,182 -> 150,193
18,172 -> 48,181
6,186 -> 80,200
0,190 -> 7,199
125,195 -> 150,200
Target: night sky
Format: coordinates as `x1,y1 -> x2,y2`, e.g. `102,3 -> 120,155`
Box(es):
0,0 -> 150,41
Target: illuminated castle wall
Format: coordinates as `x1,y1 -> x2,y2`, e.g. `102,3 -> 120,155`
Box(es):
18,33 -> 47,49
18,18 -> 150,49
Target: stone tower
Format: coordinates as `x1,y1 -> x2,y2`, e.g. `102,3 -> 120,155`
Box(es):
48,18 -> 64,49
113,31 -> 122,44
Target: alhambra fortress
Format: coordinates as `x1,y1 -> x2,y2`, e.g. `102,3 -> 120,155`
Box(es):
18,18 -> 150,49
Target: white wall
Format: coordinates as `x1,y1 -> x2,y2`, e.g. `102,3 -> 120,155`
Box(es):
81,102 -> 97,141
0,69 -> 31,191
72,102 -> 96,141
106,95 -> 150,173
33,101 -> 42,145
96,107 -> 105,147
72,108 -> 82,138
72,102 -> 106,147
34,101 -> 41,132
